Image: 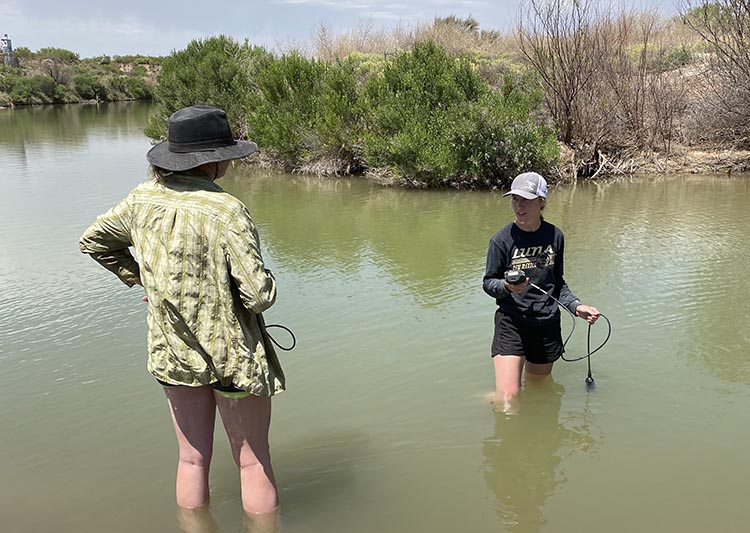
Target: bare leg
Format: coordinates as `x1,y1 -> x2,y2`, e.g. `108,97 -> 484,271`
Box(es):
493,354 -> 525,409
215,393 -> 279,515
164,386 -> 217,509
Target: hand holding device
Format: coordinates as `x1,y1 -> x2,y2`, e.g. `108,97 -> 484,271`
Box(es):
504,269 -> 528,292
504,269 -> 527,285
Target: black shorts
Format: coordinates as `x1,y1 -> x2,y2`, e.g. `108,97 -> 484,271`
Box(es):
491,309 -> 563,364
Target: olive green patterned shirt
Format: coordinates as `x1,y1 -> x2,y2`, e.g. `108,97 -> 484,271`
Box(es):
79,172 -> 285,396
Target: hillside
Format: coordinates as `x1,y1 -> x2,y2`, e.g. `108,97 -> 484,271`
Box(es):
0,47 -> 162,106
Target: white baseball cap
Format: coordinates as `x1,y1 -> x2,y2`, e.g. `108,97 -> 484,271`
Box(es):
502,172 -> 548,199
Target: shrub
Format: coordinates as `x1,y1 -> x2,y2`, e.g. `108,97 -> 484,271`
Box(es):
74,73 -> 106,100
662,44 -> 694,69
91,55 -> 112,65
124,77 -> 153,100
109,76 -> 152,100
36,47 -> 79,62
6,74 -> 67,105
247,53 -> 325,160
12,46 -> 33,59
314,59 -> 364,162
247,54 -> 363,165
447,81 -> 558,186
130,65 -> 147,77
145,35 -> 270,139
108,75 -> 130,98
362,41 -> 557,186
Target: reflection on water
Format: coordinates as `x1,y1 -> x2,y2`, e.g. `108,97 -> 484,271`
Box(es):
0,102 -> 152,146
2,104 -> 750,532
221,171 -> 499,309
482,379 -> 599,532
552,176 -> 750,385
176,507 -> 220,533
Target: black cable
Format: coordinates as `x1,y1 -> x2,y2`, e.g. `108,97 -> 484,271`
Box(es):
561,314 -> 611,363
528,282 -> 611,388
266,324 -> 297,351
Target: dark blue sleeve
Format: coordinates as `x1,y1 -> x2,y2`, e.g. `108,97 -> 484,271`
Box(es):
554,231 -> 580,313
483,239 -> 510,300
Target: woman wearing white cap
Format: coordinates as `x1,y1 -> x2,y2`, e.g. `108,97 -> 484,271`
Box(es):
482,172 -> 599,408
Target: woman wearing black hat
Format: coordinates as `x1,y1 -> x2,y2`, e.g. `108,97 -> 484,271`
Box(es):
483,172 -> 599,411
80,106 -> 284,517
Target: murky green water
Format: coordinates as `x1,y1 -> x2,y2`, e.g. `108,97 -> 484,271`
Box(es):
2,103 -> 749,533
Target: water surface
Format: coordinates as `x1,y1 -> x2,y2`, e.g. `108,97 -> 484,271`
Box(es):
1,103 -> 749,532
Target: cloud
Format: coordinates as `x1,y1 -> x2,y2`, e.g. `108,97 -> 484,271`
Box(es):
5,11 -> 204,56
273,0 -> 496,27
275,0 -> 491,14
0,0 -> 22,17
276,0 -> 489,7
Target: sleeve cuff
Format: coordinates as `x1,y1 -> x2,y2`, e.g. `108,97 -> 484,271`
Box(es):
566,299 -> 581,315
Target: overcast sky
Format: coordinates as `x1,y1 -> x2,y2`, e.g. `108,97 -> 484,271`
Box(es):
3,0 -> 679,58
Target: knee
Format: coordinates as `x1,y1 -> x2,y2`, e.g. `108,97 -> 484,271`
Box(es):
179,446 -> 213,469
496,375 -> 521,397
238,455 -> 266,473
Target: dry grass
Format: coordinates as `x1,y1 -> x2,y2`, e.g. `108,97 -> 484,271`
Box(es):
311,17 -> 519,61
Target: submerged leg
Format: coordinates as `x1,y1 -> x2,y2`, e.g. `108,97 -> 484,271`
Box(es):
164,385 -> 217,509
525,362 -> 554,382
176,505 -> 220,533
493,354 -> 525,408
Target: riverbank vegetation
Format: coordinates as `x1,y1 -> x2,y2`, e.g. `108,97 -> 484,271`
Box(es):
143,0 -> 750,187
8,0 -> 750,187
0,47 -> 160,106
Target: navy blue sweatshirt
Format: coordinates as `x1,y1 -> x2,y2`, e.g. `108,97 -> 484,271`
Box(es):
483,219 -> 580,326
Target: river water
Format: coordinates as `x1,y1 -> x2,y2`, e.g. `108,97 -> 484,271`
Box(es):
1,102 -> 749,533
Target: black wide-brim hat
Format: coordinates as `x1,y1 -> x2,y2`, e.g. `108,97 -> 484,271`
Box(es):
146,105 -> 257,172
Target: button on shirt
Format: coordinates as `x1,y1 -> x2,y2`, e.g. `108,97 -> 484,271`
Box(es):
79,172 -> 285,396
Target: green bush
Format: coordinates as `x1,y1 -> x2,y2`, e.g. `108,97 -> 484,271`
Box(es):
147,38 -> 557,185
6,74 -> 67,105
110,76 -> 152,100
74,73 -> 106,100
108,75 -> 129,96
0,65 -> 22,89
447,93 -> 559,186
145,35 -> 270,139
247,53 -> 325,160
663,44 -> 694,69
314,59 -> 364,163
12,46 -> 33,59
248,55 -> 362,159
90,55 -> 112,65
247,54 -> 364,167
36,47 -> 79,62
112,54 -> 162,65
124,77 -> 153,100
361,41 -> 557,186
130,65 -> 147,77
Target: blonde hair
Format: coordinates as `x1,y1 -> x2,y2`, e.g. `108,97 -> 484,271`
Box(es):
149,165 -> 174,182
